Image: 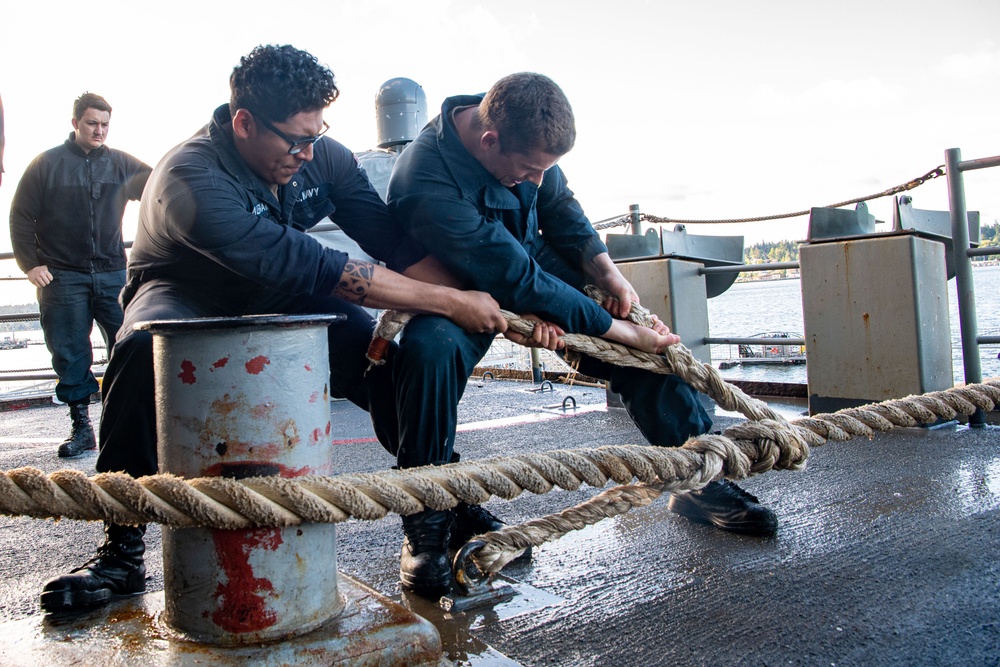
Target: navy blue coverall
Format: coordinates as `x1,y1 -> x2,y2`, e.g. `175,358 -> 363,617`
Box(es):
387,94 -> 712,466
96,105 -> 424,477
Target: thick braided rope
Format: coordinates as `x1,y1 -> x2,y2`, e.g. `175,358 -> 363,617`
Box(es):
473,482 -> 668,571
0,380 -> 996,535
511,317 -> 783,424
468,317 -> 1000,572
470,381 -> 1000,572
469,286 -> 1000,570
0,432 -> 786,528
4,295 -> 998,575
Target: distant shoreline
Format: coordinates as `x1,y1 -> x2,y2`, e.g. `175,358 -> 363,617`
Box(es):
736,258 -> 999,282
737,272 -> 800,283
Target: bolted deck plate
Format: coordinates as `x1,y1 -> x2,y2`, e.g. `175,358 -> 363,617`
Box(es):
393,575 -> 564,666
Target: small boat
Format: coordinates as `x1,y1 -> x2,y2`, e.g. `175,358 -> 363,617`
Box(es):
718,332 -> 806,369
0,337 -> 27,351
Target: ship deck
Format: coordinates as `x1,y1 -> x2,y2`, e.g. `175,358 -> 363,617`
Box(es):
0,379 -> 998,666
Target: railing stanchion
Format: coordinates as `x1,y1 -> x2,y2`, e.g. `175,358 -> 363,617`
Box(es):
945,147 -> 985,425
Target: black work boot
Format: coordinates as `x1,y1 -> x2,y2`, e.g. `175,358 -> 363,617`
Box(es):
57,400 -> 97,458
399,509 -> 453,595
40,523 -> 147,613
667,480 -> 778,536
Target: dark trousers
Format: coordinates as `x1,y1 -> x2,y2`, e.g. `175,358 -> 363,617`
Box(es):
96,279 -> 399,477
390,315 -> 711,468
38,269 -> 125,405
387,243 -> 712,468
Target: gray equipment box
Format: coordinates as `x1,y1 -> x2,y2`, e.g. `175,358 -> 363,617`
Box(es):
800,233 -> 953,415
608,226 -> 744,414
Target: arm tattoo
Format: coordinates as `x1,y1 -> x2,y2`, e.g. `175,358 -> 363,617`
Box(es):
337,260 -> 375,305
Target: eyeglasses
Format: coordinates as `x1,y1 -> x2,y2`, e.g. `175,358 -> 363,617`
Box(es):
257,115 -> 330,155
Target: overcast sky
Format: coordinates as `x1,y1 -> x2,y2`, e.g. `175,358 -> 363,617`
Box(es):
1,0 -> 997,286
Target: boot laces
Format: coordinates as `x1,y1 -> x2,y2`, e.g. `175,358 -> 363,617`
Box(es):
70,544 -> 119,574
459,503 -> 503,528
715,480 -> 761,505
407,531 -> 450,552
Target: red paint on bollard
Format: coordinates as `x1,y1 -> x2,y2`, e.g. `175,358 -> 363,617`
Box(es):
178,360 -> 197,384
245,355 -> 270,374
211,529 -> 283,633
202,461 -> 314,479
146,315 -> 344,645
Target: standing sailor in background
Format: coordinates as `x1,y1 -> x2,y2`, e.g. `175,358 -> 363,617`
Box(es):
8,93 -> 151,458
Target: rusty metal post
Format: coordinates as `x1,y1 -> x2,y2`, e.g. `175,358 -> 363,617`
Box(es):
140,314 -> 344,645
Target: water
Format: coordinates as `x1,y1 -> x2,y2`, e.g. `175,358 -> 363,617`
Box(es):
0,330 -> 108,397
707,263 -> 1000,385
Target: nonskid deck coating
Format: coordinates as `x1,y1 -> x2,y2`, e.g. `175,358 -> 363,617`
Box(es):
0,379 -> 997,666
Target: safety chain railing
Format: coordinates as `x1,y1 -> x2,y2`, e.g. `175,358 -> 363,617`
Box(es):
592,164 -> 946,230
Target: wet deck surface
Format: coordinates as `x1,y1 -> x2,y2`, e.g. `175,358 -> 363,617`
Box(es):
0,379 -> 998,666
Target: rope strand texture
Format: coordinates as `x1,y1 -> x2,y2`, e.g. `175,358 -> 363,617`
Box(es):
1,380 -> 996,534
0,437 -> 774,528
469,381 -> 1000,572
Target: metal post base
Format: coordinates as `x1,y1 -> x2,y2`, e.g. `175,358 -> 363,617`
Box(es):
0,574 -> 443,666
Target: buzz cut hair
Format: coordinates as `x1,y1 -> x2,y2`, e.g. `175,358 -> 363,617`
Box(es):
476,72 -> 575,156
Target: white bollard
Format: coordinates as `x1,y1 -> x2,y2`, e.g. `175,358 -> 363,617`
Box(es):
140,314 -> 344,645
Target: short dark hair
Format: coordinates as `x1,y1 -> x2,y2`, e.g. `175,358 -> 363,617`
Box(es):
73,93 -> 112,120
476,72 -> 575,155
230,44 -> 339,122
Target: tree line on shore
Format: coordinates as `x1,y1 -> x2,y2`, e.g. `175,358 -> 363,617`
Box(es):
740,221 -> 1000,281
0,305 -> 40,333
